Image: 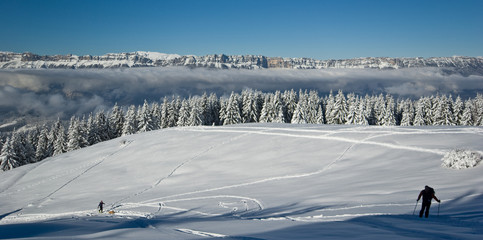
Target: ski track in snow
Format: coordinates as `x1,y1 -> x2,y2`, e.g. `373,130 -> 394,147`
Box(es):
138,129 -> 361,218
176,228 -> 228,238
2,126 -> 482,226
149,128 -> 399,203
0,140 -> 134,221
136,126 -> 477,221
109,131 -> 254,213
183,127 -> 451,155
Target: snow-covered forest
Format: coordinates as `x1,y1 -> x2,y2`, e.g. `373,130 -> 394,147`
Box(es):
1,89 -> 483,171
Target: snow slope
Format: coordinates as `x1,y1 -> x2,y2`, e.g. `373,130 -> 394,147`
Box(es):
0,124 -> 482,239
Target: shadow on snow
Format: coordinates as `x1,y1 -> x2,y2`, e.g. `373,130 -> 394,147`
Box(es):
1,193 -> 482,239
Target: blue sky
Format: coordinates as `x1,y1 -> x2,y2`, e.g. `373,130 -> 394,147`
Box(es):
1,0 -> 482,59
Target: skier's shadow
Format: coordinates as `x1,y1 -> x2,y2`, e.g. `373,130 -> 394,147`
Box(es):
0,208 -> 22,221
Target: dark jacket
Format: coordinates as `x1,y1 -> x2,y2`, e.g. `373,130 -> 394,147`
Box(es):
417,186 -> 440,203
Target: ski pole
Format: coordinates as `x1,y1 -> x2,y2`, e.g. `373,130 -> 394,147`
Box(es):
413,200 -> 419,215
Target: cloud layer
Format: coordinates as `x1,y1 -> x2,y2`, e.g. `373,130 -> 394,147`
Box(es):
1,67 -> 482,121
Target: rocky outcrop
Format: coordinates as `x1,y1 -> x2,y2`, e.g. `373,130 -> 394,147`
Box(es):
1,51 -> 482,75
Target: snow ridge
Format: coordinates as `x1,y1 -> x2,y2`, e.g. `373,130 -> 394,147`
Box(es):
1,51 -> 483,74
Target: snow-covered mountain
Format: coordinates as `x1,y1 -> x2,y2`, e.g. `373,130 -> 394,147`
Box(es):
1,51 -> 483,75
0,124 -> 482,239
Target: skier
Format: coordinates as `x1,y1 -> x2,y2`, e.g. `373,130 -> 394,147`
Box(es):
417,185 -> 440,218
98,200 -> 105,213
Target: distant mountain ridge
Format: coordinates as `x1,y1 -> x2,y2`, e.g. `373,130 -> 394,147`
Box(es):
1,51 -> 483,75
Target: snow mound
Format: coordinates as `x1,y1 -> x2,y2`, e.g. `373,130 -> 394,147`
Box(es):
441,149 -> 482,169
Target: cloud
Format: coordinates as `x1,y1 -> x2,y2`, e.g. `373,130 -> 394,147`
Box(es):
0,67 -> 482,121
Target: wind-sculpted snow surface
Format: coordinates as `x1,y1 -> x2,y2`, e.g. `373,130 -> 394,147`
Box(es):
0,124 -> 482,239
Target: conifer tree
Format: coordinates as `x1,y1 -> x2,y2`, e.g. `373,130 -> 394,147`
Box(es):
453,96 -> 464,125
208,93 -> 221,125
354,97 -> 368,125
283,89 -> 298,123
189,98 -> 203,126
291,90 -> 309,124
109,103 -> 125,138
86,113 -> 101,145
400,100 -> 415,126
51,119 -> 66,156
330,90 -> 347,125
382,94 -> 396,126
223,92 -> 242,125
325,90 -> 335,124
66,117 -> 85,151
0,137 -> 20,171
138,100 -> 155,132
35,127 -> 50,161
460,100 -> 474,126
177,99 -> 191,127
122,105 -> 138,135
160,97 -> 170,128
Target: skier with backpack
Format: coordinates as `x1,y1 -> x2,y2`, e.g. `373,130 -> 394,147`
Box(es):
98,200 -> 105,213
417,185 -> 440,218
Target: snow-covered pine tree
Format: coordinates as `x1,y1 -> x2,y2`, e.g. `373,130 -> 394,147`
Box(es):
27,126 -> 41,153
241,90 -> 260,123
19,131 -> 36,164
400,99 -> 415,126
51,118 -> 65,156
453,96 -> 464,125
330,90 -> 347,125
86,113 -> 101,145
283,89 -> 298,123
474,93 -> 483,126
325,90 -> 335,124
223,92 -> 242,125
168,97 -> 181,127
354,96 -> 369,125
273,93 -> 287,124
199,93 -> 210,125
259,94 -> 273,123
109,103 -> 125,138
291,90 -> 309,124
35,127 -> 50,161
345,93 -> 357,125
160,97 -> 170,128
382,94 -> 396,126
307,90 -> 320,124
151,102 -> 161,130
189,98 -> 203,126
413,97 -> 431,126
66,116 -> 86,152
138,100 -> 155,132
316,105 -> 325,124
460,100 -> 474,126
0,137 -> 20,171
122,105 -> 138,136
177,99 -> 191,127
209,93 -> 221,126
432,95 -> 455,126
94,112 -> 110,141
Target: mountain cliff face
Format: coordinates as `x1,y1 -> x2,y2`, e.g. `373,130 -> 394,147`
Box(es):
1,51 -> 482,75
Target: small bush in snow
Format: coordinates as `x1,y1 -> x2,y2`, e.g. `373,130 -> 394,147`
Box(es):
442,149 -> 482,169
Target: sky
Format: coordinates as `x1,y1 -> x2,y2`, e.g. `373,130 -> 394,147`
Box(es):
1,0 -> 482,59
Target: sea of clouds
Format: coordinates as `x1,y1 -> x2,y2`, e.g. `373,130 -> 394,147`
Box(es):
1,67 -> 482,122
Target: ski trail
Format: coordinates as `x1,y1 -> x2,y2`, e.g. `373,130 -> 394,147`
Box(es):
184,127 -> 447,155
33,140 -> 133,206
176,228 -> 228,238
147,135 -> 357,204
140,194 -> 264,212
110,131 -> 253,210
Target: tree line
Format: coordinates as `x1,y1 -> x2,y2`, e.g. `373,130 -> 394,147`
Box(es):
1,89 -> 482,171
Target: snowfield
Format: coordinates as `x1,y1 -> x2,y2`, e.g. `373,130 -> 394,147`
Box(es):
0,124 -> 482,239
